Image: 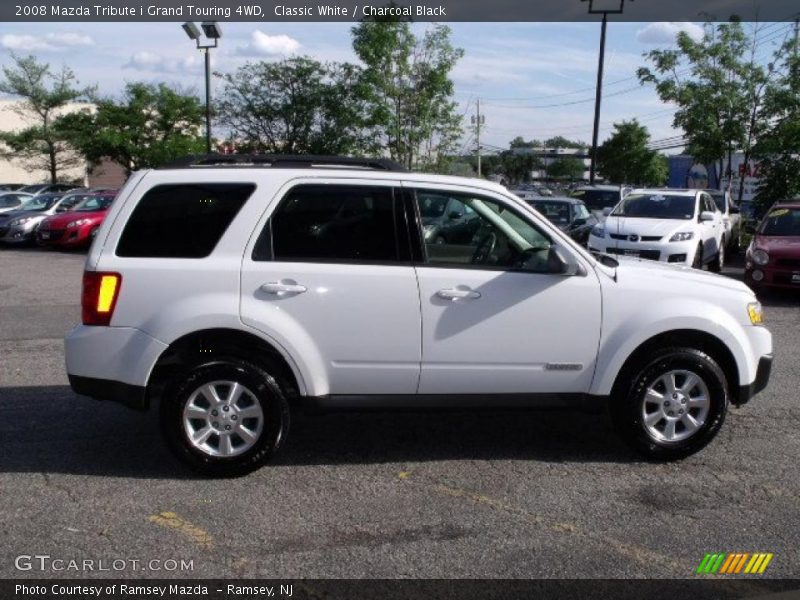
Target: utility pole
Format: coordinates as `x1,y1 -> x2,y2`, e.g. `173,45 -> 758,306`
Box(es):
472,99 -> 486,177
584,0 -> 627,185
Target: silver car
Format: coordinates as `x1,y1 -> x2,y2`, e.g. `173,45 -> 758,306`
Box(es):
0,192 -> 88,244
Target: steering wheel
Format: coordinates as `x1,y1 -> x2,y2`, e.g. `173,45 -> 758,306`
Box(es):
471,232 -> 497,265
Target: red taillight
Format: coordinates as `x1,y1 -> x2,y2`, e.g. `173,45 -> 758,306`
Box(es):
81,271 -> 122,326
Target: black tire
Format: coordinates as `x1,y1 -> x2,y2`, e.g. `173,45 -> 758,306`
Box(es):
708,238 -> 725,272
611,347 -> 728,461
160,358 -> 290,476
691,243 -> 704,269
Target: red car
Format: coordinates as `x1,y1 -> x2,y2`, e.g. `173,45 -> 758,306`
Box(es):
37,192 -> 116,248
744,201 -> 800,290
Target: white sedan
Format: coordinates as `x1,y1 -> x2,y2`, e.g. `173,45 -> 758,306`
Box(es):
588,189 -> 725,270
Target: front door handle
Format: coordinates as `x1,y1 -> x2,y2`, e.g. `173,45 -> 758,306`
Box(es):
261,281 -> 307,295
437,287 -> 481,301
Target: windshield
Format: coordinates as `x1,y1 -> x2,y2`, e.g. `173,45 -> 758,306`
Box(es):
19,184 -> 48,194
571,189 -> 619,210
418,194 -> 448,219
531,201 -> 571,226
18,194 -> 60,212
75,196 -> 114,212
611,193 -> 696,220
760,208 -> 800,236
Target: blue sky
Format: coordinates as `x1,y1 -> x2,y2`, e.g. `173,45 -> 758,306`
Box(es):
0,21 -> 792,153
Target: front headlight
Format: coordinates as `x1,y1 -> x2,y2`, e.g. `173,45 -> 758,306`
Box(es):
66,219 -> 91,228
669,231 -> 694,242
591,224 -> 605,238
9,217 -> 32,227
747,302 -> 764,325
752,249 -> 769,266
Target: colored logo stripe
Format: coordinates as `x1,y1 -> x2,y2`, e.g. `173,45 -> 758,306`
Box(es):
698,553 -> 773,575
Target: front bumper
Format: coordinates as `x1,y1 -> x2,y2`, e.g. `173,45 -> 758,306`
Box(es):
0,224 -> 36,243
745,263 -> 800,289
588,236 -> 696,264
736,354 -> 773,405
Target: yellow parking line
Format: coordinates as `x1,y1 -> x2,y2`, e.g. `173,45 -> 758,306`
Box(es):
757,554 -> 773,574
148,511 -> 213,549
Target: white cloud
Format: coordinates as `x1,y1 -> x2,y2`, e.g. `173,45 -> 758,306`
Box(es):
45,32 -> 94,47
0,31 -> 94,52
123,51 -> 200,74
236,31 -> 301,57
636,22 -> 704,45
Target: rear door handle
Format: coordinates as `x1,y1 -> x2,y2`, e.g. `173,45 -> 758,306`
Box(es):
261,281 -> 307,295
437,287 -> 481,301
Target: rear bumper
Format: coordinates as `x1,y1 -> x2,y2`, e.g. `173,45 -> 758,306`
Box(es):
736,354 -> 773,405
68,374 -> 147,411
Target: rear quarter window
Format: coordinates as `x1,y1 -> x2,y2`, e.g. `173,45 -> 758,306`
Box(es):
117,183 -> 254,258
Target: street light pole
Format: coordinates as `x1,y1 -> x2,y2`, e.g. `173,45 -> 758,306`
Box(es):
182,21 -> 222,154
583,0 -> 627,185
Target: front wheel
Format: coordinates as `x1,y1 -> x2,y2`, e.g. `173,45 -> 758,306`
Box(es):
708,239 -> 725,272
611,347 -> 728,460
160,358 -> 290,476
691,243 -> 704,269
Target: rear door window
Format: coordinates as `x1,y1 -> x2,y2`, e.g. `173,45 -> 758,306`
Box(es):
117,183 -> 254,258
261,184 -> 402,264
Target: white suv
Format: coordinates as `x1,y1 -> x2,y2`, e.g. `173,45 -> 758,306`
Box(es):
64,156 -> 773,475
588,189 -> 726,270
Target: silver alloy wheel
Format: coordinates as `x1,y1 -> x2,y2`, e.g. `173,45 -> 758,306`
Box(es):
182,380 -> 264,457
641,369 -> 710,443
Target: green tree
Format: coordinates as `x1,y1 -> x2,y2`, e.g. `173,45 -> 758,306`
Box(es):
0,54 -> 95,182
595,119 -> 666,185
753,37 -> 800,213
352,20 -> 464,169
547,157 -> 585,181
544,136 -> 586,149
215,58 -> 375,156
60,82 -> 205,174
638,20 -> 775,199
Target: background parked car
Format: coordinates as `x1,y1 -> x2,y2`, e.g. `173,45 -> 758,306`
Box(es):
528,197 -> 598,245
37,192 -> 117,249
18,183 -> 78,196
570,184 -> 627,220
588,189 -> 725,270
0,192 -> 33,214
419,191 -> 482,245
744,201 -> 800,290
706,188 -> 742,251
0,183 -> 25,192
0,192 -> 89,244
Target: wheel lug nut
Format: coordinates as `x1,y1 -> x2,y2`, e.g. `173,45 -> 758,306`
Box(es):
664,401 -> 670,407
231,415 -> 238,421
225,425 -> 231,431
681,398 -> 686,404
212,421 -> 219,428
211,410 -> 218,416
679,409 -> 684,414
668,411 -> 674,416
672,393 -> 678,399
222,406 -> 230,412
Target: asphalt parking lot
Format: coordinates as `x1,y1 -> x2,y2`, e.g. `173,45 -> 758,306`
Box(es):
0,247 -> 798,580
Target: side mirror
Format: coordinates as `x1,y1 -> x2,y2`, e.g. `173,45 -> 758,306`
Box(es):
547,246 -> 581,276
448,211 -> 461,220
572,217 -> 587,227
602,207 -> 613,217
699,211 -> 716,222
55,206 -> 67,213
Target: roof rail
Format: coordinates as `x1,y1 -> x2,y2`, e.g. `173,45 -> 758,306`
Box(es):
160,154 -> 408,172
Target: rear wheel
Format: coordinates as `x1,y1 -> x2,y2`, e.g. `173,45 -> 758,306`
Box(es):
160,358 -> 289,476
611,347 -> 728,460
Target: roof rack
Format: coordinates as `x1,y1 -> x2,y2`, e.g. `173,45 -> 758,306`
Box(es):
161,154 -> 408,172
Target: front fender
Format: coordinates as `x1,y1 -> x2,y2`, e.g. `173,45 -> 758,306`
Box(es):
590,299 -> 754,396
